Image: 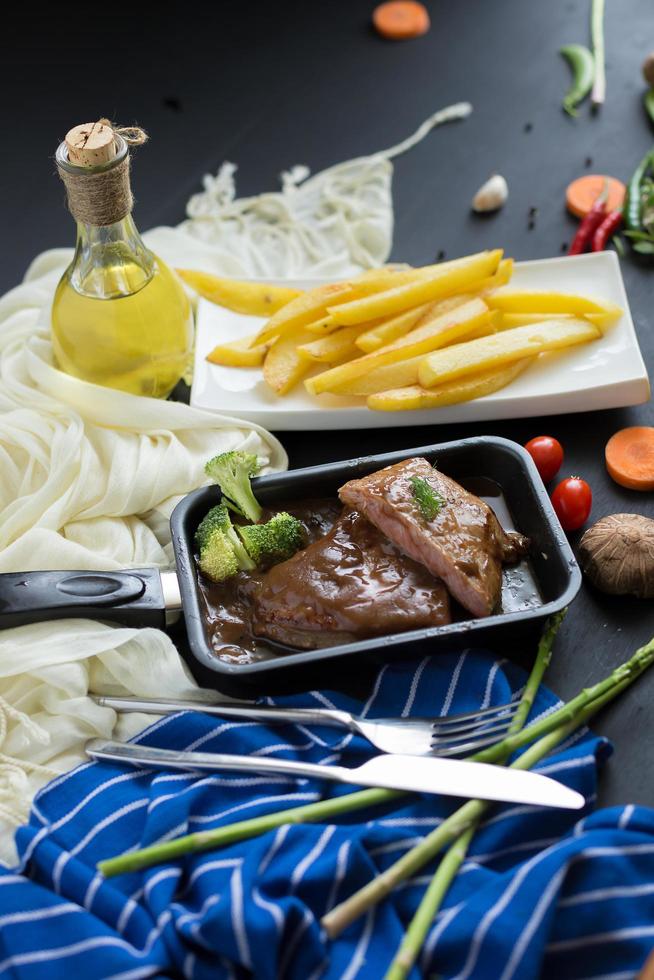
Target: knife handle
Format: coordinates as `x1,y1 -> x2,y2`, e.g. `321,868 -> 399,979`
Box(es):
86,738 -> 348,785
0,569 -> 170,629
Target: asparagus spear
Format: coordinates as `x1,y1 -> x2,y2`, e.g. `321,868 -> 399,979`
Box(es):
383,612 -> 560,979
324,669 -> 639,942
98,631 -> 654,880
98,614 -> 561,880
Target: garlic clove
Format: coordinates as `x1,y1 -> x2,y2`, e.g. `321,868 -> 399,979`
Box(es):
472,174 -> 508,213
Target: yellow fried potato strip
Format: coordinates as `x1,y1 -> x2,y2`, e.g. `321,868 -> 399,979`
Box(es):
367,358 -> 534,411
206,334 -> 268,367
326,251 -> 502,326
177,270 -> 300,316
306,298 -> 493,397
263,326 -> 317,395
418,318 -> 600,388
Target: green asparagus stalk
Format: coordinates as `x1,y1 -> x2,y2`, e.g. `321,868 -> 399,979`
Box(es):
382,611 -> 562,980
385,827 -> 475,980
323,663 -> 642,941
98,786 -> 404,878
99,632 -> 654,880
97,615 -> 562,880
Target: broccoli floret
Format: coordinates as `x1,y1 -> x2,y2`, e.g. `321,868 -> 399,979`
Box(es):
204,451 -> 262,523
237,512 -> 305,566
409,476 -> 445,521
195,503 -> 255,582
198,528 -> 239,583
195,504 -> 229,551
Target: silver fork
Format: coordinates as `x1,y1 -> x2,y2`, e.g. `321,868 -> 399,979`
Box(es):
94,695 -> 520,758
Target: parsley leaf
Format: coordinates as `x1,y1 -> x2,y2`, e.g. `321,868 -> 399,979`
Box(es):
409,476 -> 445,521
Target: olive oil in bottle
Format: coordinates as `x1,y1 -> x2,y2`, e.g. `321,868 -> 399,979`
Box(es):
52,120 -> 193,398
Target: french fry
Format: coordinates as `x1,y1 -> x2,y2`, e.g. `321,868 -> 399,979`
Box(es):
263,326 -> 316,395
329,353 -> 426,396
499,313 -> 573,328
585,311 -> 624,330
355,305 -> 431,353
418,318 -> 601,389
356,259 -> 513,355
176,270 -> 301,316
305,298 -> 493,396
255,283 -> 359,345
355,299 -> 465,353
329,310 -> 501,396
475,258 -> 514,293
206,334 -> 268,367
304,314 -> 340,336
367,358 -> 535,411
297,326 -> 366,364
256,255 -> 493,344
486,289 -> 623,323
355,258 -> 514,355
500,311 -> 618,332
452,310 -> 503,341
326,251 -> 503,326
351,253 -> 490,291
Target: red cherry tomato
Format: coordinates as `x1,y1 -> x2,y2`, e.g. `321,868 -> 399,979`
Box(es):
524,436 -> 564,483
551,477 -> 592,531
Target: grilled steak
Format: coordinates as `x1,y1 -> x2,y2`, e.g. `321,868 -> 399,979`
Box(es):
245,508 -> 451,649
339,458 -> 529,618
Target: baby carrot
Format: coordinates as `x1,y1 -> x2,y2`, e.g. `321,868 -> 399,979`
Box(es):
605,427 -> 654,491
372,1 -> 430,40
566,174 -> 626,219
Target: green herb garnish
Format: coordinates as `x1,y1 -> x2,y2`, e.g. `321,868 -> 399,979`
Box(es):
409,476 -> 445,521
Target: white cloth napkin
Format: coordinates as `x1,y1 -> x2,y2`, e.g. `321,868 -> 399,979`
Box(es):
0,248 -> 286,863
0,103 -> 471,863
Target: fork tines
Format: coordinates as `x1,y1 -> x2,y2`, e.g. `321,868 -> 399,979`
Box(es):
430,700 -> 520,755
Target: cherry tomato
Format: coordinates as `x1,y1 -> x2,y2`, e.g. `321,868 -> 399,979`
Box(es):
524,436 -> 564,483
551,477 -> 592,531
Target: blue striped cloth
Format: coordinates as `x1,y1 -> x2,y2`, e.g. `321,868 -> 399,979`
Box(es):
2,650 -> 653,979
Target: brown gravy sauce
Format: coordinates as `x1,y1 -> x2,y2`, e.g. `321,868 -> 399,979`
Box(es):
197,481 -> 541,665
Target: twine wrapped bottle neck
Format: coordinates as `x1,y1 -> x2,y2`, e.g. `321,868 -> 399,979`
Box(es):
55,123 -> 148,228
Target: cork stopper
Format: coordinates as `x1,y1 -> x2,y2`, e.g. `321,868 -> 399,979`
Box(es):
65,120 -> 116,168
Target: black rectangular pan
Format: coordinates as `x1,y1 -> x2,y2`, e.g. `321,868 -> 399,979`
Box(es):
0,437 -> 581,698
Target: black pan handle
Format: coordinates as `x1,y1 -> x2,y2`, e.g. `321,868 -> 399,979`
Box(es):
0,569 -> 172,630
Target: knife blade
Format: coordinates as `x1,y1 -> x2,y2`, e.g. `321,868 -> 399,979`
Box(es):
86,739 -> 584,810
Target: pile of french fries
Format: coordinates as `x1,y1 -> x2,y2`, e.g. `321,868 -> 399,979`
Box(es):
190,250 -> 623,412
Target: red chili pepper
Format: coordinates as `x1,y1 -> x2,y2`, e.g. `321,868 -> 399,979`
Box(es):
568,184 -> 609,255
591,209 -> 624,251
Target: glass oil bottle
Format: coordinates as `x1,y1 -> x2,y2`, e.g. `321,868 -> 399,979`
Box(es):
52,120 -> 193,398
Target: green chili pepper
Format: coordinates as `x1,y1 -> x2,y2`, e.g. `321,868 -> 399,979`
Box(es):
623,148 -> 654,232
560,44 -> 595,116
645,89 -> 654,128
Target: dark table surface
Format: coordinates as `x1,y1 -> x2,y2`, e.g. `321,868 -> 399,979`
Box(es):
2,1 -> 653,807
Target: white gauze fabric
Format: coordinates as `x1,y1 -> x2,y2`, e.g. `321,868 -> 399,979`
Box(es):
0,103 -> 471,863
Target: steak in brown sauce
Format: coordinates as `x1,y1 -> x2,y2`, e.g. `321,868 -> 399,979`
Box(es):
244,508 -> 452,650
339,458 -> 529,618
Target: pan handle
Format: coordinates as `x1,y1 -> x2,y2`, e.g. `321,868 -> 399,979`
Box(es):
0,568 -> 174,630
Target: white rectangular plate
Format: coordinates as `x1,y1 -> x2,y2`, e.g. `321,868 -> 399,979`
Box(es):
190,251 -> 650,430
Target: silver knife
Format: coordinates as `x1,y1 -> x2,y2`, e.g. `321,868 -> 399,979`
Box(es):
86,738 -> 584,810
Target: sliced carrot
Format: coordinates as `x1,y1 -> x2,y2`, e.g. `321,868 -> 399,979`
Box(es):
605,426 -> 654,491
566,175 -> 626,219
372,1 -> 430,39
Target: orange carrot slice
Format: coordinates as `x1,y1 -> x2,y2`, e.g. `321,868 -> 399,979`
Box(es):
605,426 -> 654,491
372,1 -> 430,39
566,175 -> 626,219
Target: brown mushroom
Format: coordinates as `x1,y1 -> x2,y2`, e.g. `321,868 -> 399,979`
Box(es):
579,514 -> 654,598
